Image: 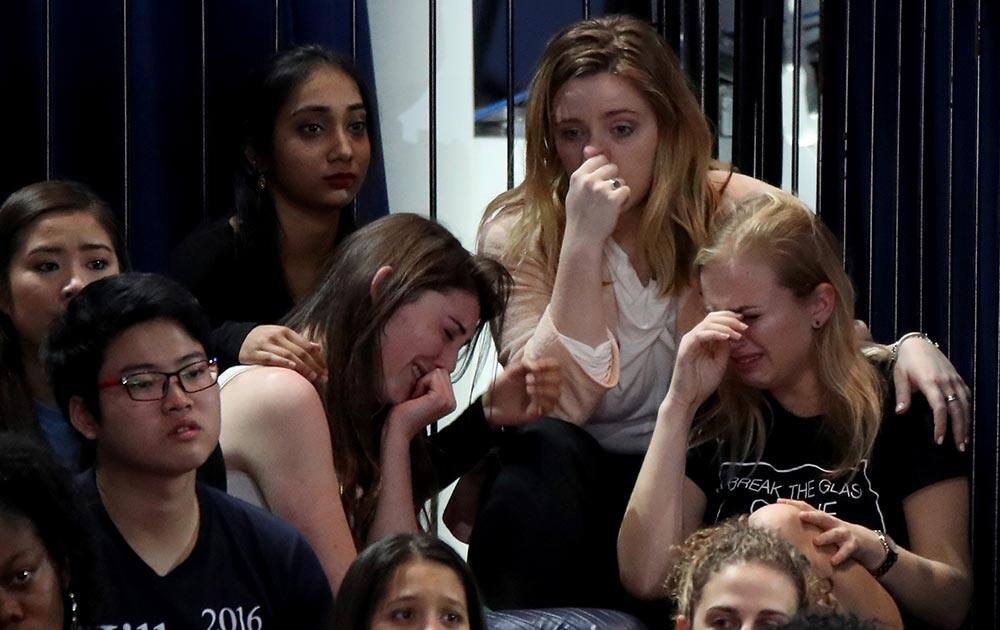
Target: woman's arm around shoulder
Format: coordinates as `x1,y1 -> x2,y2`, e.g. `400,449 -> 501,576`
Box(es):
219,366 -> 357,593
708,170 -> 784,209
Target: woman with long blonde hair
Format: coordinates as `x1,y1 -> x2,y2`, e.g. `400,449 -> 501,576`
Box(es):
619,193 -> 970,628
471,13 -> 969,613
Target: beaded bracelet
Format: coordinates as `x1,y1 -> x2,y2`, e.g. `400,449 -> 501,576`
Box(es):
888,332 -> 939,368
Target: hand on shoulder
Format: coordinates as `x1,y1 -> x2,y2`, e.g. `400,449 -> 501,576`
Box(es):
708,170 -> 784,208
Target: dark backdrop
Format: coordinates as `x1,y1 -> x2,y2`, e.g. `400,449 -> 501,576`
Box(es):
0,0 -> 388,272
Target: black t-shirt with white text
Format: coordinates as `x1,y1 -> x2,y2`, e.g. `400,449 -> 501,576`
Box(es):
686,391 -> 967,550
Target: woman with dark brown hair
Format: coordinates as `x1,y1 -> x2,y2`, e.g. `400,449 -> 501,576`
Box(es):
217,213 -> 560,593
0,181 -> 125,468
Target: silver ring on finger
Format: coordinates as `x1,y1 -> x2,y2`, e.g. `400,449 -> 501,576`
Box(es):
610,178 -> 622,190
944,393 -> 959,404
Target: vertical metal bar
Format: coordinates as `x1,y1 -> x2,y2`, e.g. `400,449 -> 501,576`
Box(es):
698,0 -> 707,111
973,0 -> 981,404
918,0 -> 927,330
273,0 -> 279,52
200,0 -> 207,218
969,1 -> 983,616
505,0 -> 515,190
427,0 -> 439,532
583,0 -> 591,20
45,0 -> 51,179
351,0 -> 358,61
841,0 -> 851,262
429,0 -> 437,220
892,0 -> 903,338
122,0 -> 129,246
758,15 -> 766,177
658,0 -> 667,38
945,1 -> 955,354
867,1 -> 877,326
678,0 -> 687,72
816,1 -> 823,217
791,0 -> 801,195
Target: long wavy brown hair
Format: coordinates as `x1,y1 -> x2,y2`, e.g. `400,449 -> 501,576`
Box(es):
481,14 -> 725,295
692,192 -> 885,473
284,213 -> 511,544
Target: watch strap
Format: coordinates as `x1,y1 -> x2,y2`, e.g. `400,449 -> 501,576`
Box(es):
871,530 -> 898,578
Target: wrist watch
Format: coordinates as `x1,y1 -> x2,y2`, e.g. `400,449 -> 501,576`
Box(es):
871,530 -> 899,578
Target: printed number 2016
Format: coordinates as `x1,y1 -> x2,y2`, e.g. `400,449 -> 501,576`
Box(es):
202,606 -> 263,630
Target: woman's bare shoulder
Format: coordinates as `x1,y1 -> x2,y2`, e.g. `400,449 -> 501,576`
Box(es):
221,367 -> 326,434
478,204 -> 525,255
707,170 -> 783,203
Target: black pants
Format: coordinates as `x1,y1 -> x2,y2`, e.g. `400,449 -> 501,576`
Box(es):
468,418 -> 664,620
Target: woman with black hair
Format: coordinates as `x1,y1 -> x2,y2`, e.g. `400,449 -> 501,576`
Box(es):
171,44 -> 374,377
0,433 -> 96,629
332,533 -> 486,630
0,181 -> 125,468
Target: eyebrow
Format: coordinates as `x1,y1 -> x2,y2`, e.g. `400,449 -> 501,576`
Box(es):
117,351 -> 206,375
554,108 -> 640,124
290,102 -> 366,117
603,108 -> 639,117
25,242 -> 113,256
449,316 -> 468,337
705,303 -> 759,313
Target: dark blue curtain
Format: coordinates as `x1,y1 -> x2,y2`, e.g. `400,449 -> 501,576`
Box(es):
819,2 -> 999,626
0,0 -> 387,272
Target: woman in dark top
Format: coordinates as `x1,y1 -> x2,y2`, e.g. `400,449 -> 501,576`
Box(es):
171,44 -> 373,375
619,192 -> 970,628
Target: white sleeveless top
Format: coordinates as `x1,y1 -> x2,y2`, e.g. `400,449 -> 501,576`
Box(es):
218,365 -> 268,508
563,241 -> 679,454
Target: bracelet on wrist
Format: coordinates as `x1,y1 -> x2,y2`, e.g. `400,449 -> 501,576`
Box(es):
888,332 -> 938,368
870,530 -> 899,578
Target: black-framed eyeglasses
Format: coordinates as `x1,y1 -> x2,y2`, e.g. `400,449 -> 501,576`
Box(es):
98,358 -> 219,402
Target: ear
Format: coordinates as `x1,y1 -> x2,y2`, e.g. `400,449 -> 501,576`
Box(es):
674,615 -> 690,630
244,144 -> 267,174
808,282 -> 836,328
0,287 -> 11,317
68,396 -> 100,441
370,265 -> 394,301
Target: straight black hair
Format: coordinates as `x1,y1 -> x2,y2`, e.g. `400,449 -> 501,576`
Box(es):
44,273 -> 211,422
235,44 -> 377,257
331,533 -> 486,630
0,432 -> 97,628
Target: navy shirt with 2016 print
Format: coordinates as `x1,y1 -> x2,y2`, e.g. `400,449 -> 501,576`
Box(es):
77,471 -> 333,629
